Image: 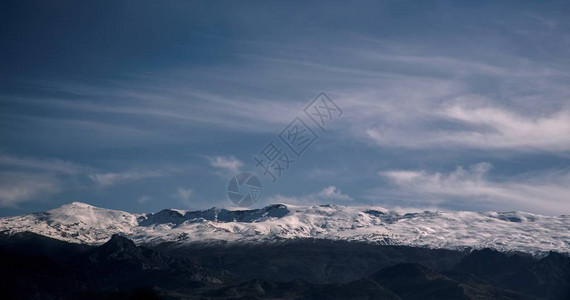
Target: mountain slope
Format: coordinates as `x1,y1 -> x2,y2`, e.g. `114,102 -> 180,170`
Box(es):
1,202 -> 570,255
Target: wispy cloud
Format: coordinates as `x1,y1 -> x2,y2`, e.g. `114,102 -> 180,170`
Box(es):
0,155 -> 91,207
89,171 -> 167,187
2,113 -> 156,141
10,80 -> 298,135
0,154 -> 90,174
208,155 -> 243,175
0,172 -> 60,207
268,186 -> 353,206
379,163 -> 570,215
439,104 -> 570,151
138,195 -> 151,204
6,34 -> 570,155
172,188 -> 193,207
307,168 -> 339,179
3,9 -> 570,216
525,12 -> 556,30
364,101 -> 570,153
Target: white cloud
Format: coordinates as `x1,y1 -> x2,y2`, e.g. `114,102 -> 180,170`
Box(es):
89,171 -> 166,187
363,101 -> 570,152
10,40 -> 570,156
0,172 -> 60,207
4,114 -> 156,146
208,156 -> 243,174
379,163 -> 570,215
138,195 -> 151,204
267,186 -> 353,206
439,105 -> 570,151
317,186 -> 353,201
19,80 -> 297,134
172,188 -> 193,207
0,154 -> 90,174
0,155 -> 92,207
362,97 -> 570,153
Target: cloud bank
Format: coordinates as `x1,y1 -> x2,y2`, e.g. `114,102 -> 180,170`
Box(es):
379,163 -> 570,215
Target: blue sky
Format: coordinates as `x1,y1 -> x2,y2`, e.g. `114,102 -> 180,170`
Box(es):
1,0 -> 570,216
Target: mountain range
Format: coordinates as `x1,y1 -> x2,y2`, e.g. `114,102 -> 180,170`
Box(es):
1,202 -> 569,255
2,202 -> 570,299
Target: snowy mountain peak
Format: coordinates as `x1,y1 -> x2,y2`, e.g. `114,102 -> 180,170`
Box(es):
1,202 -> 569,255
1,202 -> 139,244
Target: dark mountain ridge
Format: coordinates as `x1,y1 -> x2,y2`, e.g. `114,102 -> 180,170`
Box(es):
1,232 -> 569,299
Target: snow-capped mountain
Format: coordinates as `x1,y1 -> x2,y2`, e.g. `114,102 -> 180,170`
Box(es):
1,202 -> 569,255
0,202 -> 140,245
